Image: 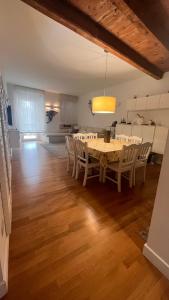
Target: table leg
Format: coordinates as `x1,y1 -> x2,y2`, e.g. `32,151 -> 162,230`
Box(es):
99,166 -> 106,183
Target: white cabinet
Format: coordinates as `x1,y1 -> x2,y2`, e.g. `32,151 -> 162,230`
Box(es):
146,95 -> 160,110
126,93 -> 169,111
152,126 -> 168,154
132,125 -> 142,138
135,97 -> 147,111
159,93 -> 169,109
116,124 -> 155,143
126,99 -> 136,111
115,124 -> 169,154
132,125 -> 155,143
116,124 -> 132,136
142,126 -> 155,143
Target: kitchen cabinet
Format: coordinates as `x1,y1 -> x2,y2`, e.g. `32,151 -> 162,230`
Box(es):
135,97 -> 147,111
132,125 -> 142,138
116,124 -> 168,154
126,93 -> 169,112
141,126 -> 155,143
146,95 -> 160,110
116,124 -> 132,136
159,93 -> 169,109
126,99 -> 136,111
132,125 -> 155,143
152,126 -> 168,154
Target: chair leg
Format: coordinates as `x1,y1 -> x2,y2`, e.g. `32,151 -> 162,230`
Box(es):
72,159 -> 76,177
143,165 -> 146,183
117,172 -> 121,192
75,162 -> 80,180
103,167 -> 106,183
99,167 -> 103,182
133,167 -> 136,186
67,155 -> 70,172
129,170 -> 133,188
83,166 -> 88,187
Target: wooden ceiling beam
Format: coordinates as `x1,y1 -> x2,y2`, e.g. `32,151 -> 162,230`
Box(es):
21,0 -> 163,79
124,0 -> 169,51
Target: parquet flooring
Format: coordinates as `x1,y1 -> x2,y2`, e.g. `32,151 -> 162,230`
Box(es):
4,142 -> 169,300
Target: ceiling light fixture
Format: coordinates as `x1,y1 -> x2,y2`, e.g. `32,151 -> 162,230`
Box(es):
92,50 -> 116,114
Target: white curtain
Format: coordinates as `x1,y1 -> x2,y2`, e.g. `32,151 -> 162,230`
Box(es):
13,86 -> 45,132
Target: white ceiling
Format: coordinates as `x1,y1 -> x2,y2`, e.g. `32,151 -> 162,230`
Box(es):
0,0 -> 144,95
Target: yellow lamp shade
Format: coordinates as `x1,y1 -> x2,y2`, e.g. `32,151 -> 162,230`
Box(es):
92,96 -> 116,114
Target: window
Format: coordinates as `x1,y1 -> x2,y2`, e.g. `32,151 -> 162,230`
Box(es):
13,86 -> 45,133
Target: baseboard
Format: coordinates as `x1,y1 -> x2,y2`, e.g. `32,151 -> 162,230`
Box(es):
0,280 -> 8,298
143,243 -> 169,280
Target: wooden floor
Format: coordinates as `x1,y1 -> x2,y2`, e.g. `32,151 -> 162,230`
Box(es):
4,142 -> 169,300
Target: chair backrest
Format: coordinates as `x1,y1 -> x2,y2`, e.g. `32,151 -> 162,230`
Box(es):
129,136 -> 143,144
138,142 -> 152,161
65,136 -> 75,155
86,133 -> 98,139
116,134 -> 129,142
75,140 -> 88,163
72,133 -> 86,140
119,144 -> 139,168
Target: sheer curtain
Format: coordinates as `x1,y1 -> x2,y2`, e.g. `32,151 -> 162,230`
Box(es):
13,86 -> 45,132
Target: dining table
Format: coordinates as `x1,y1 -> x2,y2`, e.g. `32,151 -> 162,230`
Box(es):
82,138 -> 130,181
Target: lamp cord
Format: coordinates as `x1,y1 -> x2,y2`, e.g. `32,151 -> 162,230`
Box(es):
104,51 -> 108,96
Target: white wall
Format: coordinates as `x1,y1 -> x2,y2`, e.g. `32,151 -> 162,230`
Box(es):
45,91 -> 60,134
78,72 -> 169,128
45,92 -> 78,133
143,133 -> 169,279
7,84 -> 78,133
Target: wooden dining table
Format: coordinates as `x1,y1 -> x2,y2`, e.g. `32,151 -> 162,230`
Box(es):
82,138 -> 130,181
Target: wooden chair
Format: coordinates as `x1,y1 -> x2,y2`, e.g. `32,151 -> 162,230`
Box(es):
129,136 -> 143,144
103,144 -> 139,192
75,139 -> 100,186
65,136 -> 76,177
72,133 -> 86,140
133,142 -> 152,185
115,134 -> 129,142
86,133 -> 98,139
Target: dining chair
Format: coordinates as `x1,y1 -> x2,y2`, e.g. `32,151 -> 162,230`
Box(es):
115,134 -> 129,142
133,142 -> 152,185
129,136 -> 143,144
75,139 -> 100,186
65,136 -> 76,177
86,133 -> 98,139
72,132 -> 87,140
72,133 -> 86,140
103,144 -> 139,192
